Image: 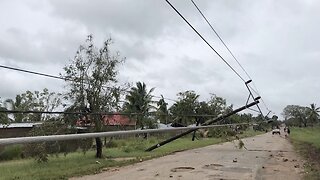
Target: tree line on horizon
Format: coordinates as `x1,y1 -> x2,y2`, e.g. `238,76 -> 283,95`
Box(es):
282,104 -> 320,127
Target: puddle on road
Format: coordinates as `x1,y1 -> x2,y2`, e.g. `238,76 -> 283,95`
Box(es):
170,167 -> 195,172
202,163 -> 224,170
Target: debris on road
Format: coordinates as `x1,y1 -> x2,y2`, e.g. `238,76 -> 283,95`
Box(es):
233,158 -> 238,163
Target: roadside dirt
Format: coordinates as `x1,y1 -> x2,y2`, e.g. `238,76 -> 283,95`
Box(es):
71,132 -> 305,180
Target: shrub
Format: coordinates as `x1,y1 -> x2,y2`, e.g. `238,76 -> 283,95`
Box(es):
105,140 -> 118,148
148,137 -> 157,144
122,146 -> 133,153
133,141 -> 146,151
0,145 -> 23,161
24,121 -> 92,162
119,140 -> 127,147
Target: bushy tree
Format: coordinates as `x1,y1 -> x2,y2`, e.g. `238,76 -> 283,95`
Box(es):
62,35 -> 124,158
169,91 -> 231,126
207,93 -> 230,116
4,89 -> 62,122
169,90 -> 200,126
282,105 -> 308,127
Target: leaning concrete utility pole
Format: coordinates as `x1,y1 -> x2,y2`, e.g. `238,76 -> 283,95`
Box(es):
145,98 -> 260,151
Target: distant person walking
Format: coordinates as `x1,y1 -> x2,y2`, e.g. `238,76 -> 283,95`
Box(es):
284,126 -> 290,138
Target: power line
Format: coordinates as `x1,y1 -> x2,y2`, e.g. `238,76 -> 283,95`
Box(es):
0,65 -> 66,81
164,0 -> 246,83
165,0 -> 270,114
152,95 -> 177,102
0,64 -> 178,103
190,0 -> 271,113
190,0 -> 251,81
0,109 -> 237,118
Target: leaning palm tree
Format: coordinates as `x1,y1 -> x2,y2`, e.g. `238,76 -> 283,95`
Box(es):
307,103 -> 320,125
123,82 -> 155,129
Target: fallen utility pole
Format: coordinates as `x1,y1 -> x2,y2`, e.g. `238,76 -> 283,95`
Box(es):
145,99 -> 260,151
0,123 -> 253,146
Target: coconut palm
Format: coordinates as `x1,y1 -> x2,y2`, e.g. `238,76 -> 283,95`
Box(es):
307,103 -> 320,125
123,82 -> 155,128
156,95 -> 168,124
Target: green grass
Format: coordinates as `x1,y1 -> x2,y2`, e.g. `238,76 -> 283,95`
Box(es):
0,145 -> 23,161
291,127 -> 320,148
290,127 -> 320,179
0,130 -> 263,180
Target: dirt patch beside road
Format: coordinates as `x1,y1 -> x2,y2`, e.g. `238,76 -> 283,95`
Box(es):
71,132 -> 304,180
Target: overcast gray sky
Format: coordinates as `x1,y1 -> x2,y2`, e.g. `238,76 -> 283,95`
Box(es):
0,0 -> 319,118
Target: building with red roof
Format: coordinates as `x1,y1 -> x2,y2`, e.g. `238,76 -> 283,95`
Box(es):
102,114 -> 136,126
76,114 -> 137,131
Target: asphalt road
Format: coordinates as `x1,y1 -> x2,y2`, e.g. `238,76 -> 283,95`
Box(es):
71,131 -> 304,180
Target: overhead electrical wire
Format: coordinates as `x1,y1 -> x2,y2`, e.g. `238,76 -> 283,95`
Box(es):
190,0 -> 252,81
152,95 -> 177,102
0,109 -> 236,118
0,65 -> 66,81
0,64 -> 266,115
0,65 -> 262,118
164,0 -> 246,83
0,64 -> 177,103
164,0 -> 268,115
189,0 -> 272,114
190,1 -> 261,94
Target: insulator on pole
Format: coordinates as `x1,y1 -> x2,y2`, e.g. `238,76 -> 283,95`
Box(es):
245,80 -> 252,84
254,96 -> 261,101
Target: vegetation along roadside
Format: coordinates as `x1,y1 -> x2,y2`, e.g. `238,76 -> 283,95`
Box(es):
290,127 -> 320,179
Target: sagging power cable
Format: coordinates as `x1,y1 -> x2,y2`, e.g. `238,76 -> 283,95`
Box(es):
190,0 -> 271,114
164,0 -> 246,83
190,0 -> 251,81
165,0 -> 270,116
0,64 -> 177,103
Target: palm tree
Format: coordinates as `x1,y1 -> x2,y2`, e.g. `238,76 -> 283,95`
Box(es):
4,95 -> 26,122
307,103 -> 320,125
157,95 -> 168,124
123,82 -> 155,129
0,106 -> 10,124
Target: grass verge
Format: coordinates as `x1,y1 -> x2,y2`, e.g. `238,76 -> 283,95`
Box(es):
0,129 -> 262,180
290,127 -> 320,179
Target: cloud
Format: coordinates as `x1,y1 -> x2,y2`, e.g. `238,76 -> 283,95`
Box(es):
0,0 -> 320,118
